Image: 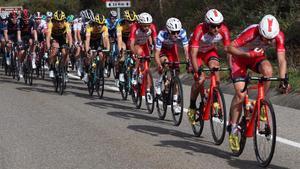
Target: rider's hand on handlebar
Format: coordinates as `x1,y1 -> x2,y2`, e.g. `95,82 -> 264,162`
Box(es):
248,48 -> 264,58
157,64 -> 163,73
279,80 -> 292,94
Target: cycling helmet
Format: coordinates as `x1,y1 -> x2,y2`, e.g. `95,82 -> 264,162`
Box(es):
21,9 -> 30,20
94,14 -> 105,25
34,12 -> 42,19
259,14 -> 280,39
67,15 -> 74,23
205,9 -> 223,25
9,11 -> 18,19
85,9 -> 94,21
166,17 -> 182,32
53,10 -> 66,21
42,15 -> 47,20
46,11 -> 53,18
109,10 -> 117,18
123,10 -> 137,22
138,12 -> 152,24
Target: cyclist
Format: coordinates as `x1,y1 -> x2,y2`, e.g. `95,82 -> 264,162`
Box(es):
34,12 -> 48,68
227,14 -> 291,151
129,12 -> 157,103
18,9 -> 38,78
46,10 -> 73,78
106,10 -> 121,40
3,11 -> 21,66
0,13 -> 6,54
84,14 -> 110,82
115,10 -> 137,86
46,11 -> 53,23
154,17 -> 189,112
187,9 -> 231,124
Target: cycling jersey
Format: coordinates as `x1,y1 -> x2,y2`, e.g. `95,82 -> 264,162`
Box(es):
48,21 -> 71,45
116,21 -> 131,38
156,29 -> 188,50
48,21 -> 71,37
35,19 -> 47,41
190,23 -> 230,65
231,24 -> 286,81
106,18 -> 122,39
19,19 -> 36,41
129,23 -> 157,45
233,24 -> 285,52
190,23 -> 230,53
86,24 -> 108,41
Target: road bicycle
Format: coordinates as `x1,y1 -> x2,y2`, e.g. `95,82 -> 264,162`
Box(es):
190,67 -> 230,145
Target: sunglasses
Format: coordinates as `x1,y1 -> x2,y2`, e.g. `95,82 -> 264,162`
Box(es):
209,24 -> 221,29
170,31 -> 180,35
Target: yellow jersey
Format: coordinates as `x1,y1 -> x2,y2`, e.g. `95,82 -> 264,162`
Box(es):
86,24 -> 108,40
48,21 -> 71,38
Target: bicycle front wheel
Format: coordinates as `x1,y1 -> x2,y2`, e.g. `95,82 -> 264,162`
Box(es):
210,87 -> 226,145
145,71 -> 155,114
170,76 -> 184,126
253,99 -> 276,167
95,63 -> 104,99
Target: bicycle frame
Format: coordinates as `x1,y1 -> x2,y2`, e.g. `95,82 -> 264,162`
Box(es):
200,67 -> 230,120
244,80 -> 267,137
137,56 -> 151,96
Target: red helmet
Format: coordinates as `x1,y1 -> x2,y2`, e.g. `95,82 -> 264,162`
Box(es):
21,9 -> 30,20
9,11 -> 18,19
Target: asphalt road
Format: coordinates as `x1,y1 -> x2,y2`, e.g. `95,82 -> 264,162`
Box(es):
0,69 -> 299,169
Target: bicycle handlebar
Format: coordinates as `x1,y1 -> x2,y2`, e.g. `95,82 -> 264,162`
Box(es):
241,75 -> 288,93
198,67 -> 231,73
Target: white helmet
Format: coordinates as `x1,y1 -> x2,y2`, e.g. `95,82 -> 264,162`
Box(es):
259,14 -> 280,39
166,17 -> 182,32
205,9 -> 223,24
46,11 -> 53,18
138,12 -> 152,24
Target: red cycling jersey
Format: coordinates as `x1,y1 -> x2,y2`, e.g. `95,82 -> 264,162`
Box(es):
231,24 -> 286,81
233,24 -> 285,52
190,23 -> 230,65
129,23 -> 157,46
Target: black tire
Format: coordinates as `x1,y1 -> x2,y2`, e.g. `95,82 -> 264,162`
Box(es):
95,63 -> 104,99
253,99 -> 276,167
192,101 -> 205,137
135,83 -> 142,109
28,67 -> 33,86
231,116 -> 247,157
156,88 -> 168,120
145,71 -> 155,114
210,87 -> 227,145
23,65 -> 28,84
170,76 -> 184,126
88,73 -> 94,96
119,76 -> 128,100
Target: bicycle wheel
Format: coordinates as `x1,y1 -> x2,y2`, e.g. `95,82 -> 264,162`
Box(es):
192,101 -> 205,137
253,99 -> 276,167
210,87 -> 227,145
87,73 -> 94,96
145,71 -> 155,114
170,76 -> 184,126
231,112 -> 247,156
95,63 -> 104,99
23,63 -> 28,84
28,62 -> 33,86
156,80 -> 168,120
119,72 -> 128,100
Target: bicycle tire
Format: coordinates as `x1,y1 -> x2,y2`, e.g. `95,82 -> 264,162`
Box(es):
210,87 -> 227,145
156,82 -> 168,120
231,115 -> 247,156
88,73 -> 94,96
191,101 -> 205,137
170,76 -> 184,126
95,62 -> 104,99
253,99 -> 276,167
135,83 -> 142,109
145,71 -> 155,114
119,73 -> 128,100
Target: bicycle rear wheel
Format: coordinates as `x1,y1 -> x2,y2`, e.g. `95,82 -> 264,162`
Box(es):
170,76 -> 184,126
210,87 -> 226,145
145,71 -> 155,114
253,99 -> 276,167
